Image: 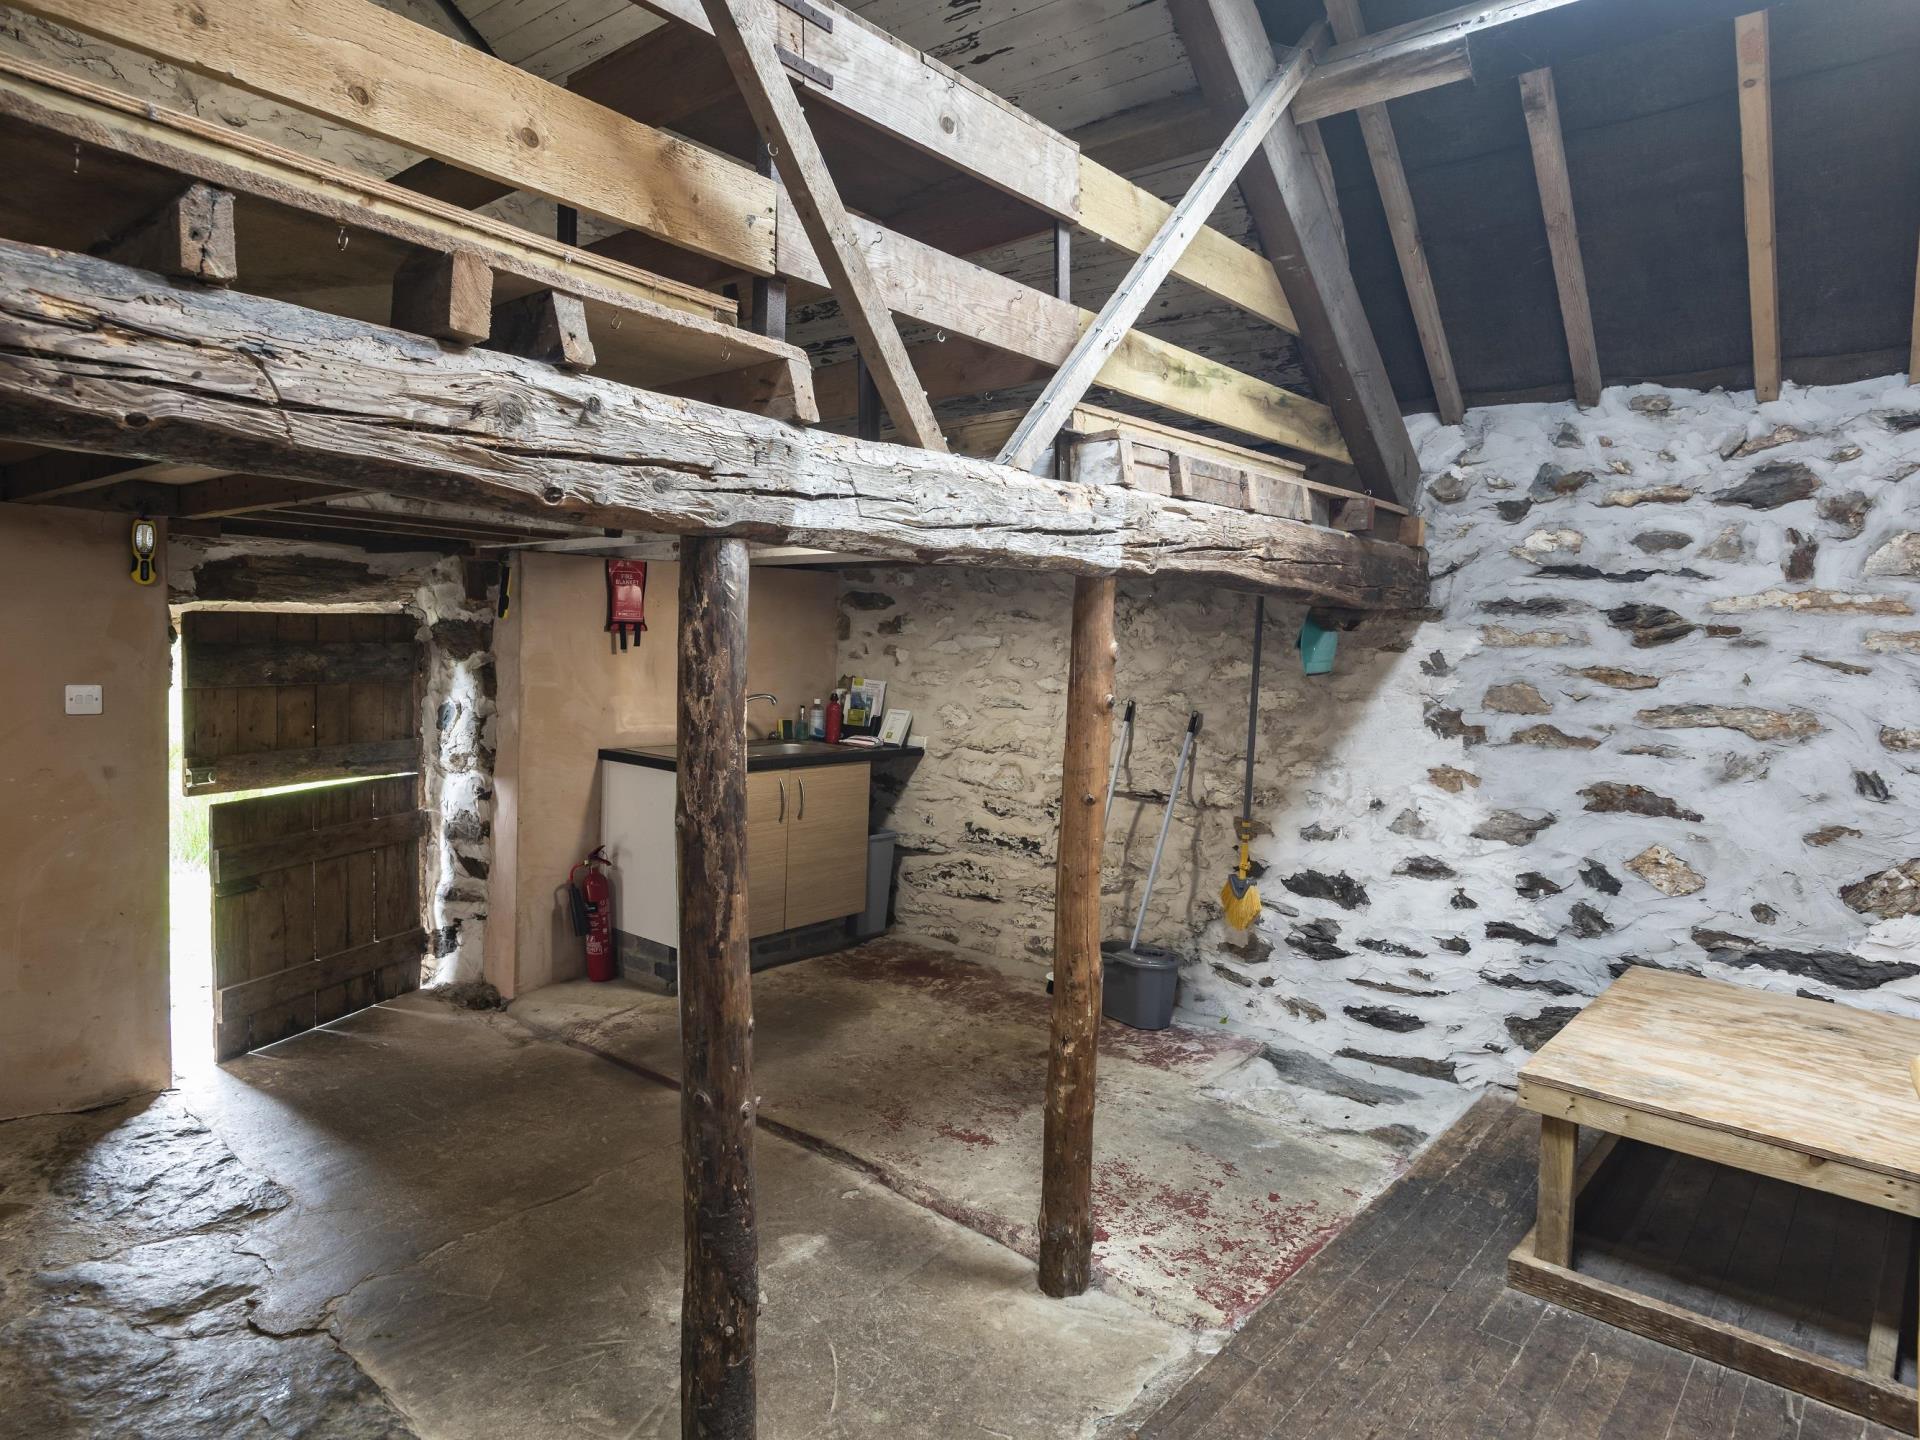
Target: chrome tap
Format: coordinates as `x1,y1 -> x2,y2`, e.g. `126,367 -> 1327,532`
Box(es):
746,693 -> 779,738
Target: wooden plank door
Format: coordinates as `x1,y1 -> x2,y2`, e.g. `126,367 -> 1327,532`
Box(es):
210,774 -> 427,1059
183,610 -> 420,796
783,764 -> 869,929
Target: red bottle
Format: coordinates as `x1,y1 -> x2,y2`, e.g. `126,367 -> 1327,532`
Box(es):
824,692 -> 843,744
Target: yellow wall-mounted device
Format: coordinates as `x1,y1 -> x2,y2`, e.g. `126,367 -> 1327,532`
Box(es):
130,517 -> 158,586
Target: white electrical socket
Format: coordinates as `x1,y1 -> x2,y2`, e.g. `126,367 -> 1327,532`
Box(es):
64,684 -> 102,716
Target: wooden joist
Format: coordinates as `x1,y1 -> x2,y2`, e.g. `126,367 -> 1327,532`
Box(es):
0,242 -> 1425,608
0,449 -> 223,503
629,0 -> 1080,222
1324,0 -> 1463,426
0,41 -> 1328,459
997,32 -> 1322,474
696,0 -> 945,449
1734,10 -> 1780,403
1518,67 -> 1602,408
100,182 -> 237,285
391,250 -> 495,346
0,55 -> 818,420
1169,0 -> 1421,507
488,291 -> 597,371
9,0 -> 777,273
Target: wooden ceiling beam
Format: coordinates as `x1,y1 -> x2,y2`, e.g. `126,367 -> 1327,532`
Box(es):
698,0 -> 945,450
1,450 -> 223,502
1169,0 -> 1419,506
12,0 -> 778,273
1324,0 -> 1463,425
1518,67 -> 1602,408
1735,10 -> 1780,403
0,241 -> 1424,607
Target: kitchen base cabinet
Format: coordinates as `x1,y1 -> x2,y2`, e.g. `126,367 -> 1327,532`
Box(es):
601,751 -> 873,950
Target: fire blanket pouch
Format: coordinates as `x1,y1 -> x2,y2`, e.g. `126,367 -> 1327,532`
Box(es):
606,559 -> 648,651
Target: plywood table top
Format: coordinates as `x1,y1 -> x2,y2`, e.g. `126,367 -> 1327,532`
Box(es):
1520,966 -> 1920,1185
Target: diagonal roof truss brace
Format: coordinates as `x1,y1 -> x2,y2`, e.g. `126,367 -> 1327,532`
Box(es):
997,25 -> 1323,474
696,0 -> 946,450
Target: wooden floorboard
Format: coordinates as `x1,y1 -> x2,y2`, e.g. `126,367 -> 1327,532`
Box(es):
1143,1095 -> 1910,1440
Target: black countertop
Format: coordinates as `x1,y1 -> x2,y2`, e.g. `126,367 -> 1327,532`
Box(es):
599,741 -> 899,773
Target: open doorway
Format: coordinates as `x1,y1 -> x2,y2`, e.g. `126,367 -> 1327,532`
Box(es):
166,608 -> 427,1076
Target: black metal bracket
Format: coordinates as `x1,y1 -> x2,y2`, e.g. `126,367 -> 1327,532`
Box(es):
775,43 -> 834,89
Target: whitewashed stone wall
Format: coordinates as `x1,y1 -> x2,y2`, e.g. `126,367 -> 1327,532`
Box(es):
841,375 -> 1920,1138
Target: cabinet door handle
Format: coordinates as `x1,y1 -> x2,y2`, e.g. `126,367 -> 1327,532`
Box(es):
797,778 -> 805,820
778,779 -> 786,822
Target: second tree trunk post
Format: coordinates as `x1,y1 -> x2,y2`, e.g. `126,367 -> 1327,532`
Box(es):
1039,573 -> 1118,1296
677,536 -> 757,1439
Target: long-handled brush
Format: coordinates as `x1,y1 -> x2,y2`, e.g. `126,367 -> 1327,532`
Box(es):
1221,597 -> 1264,931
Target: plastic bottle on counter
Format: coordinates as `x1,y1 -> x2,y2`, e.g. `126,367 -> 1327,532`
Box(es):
825,692 -> 843,744
809,698 -> 825,739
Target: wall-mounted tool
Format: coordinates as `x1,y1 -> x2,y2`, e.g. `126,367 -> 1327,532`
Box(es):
1221,599 -> 1263,931
129,517 -> 157,586
1101,698 -> 1135,838
605,558 -> 648,652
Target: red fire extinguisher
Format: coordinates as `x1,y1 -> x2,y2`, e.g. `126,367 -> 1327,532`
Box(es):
569,847 -> 615,983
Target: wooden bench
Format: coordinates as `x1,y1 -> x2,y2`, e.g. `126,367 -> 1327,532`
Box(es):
1509,966 -> 1920,1432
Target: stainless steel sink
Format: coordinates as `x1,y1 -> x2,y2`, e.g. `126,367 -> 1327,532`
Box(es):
748,741 -> 828,755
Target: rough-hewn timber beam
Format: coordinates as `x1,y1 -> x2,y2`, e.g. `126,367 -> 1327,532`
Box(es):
0,243 -> 1424,608
675,534 -> 759,1437
1169,0 -> 1421,506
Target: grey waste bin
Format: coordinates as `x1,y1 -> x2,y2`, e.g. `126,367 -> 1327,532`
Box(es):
1099,940 -> 1180,1030
856,829 -> 897,939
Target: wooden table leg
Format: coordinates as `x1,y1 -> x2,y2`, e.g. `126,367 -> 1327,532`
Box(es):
1537,1114 -> 1577,1268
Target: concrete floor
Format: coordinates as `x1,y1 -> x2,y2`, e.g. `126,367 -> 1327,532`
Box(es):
0,942 -> 1408,1437
517,940 -> 1410,1330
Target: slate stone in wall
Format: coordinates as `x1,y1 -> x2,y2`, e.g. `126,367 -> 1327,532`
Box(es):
1344,1004 -> 1425,1033
1260,1046 -> 1414,1106
1865,533 -> 1920,577
1505,1007 -> 1581,1050
1579,782 -> 1703,822
1625,844 -> 1706,896
1715,461 -> 1819,509
1569,665 -> 1661,690
1600,485 -> 1695,507
1636,704 -> 1822,742
1568,902 -> 1612,937
1394,855 -> 1457,880
1606,604 -> 1696,646
1337,1049 -> 1460,1083
1486,921 -> 1557,946
1580,859 -> 1623,894
1691,928 -> 1920,989
1840,860 -> 1920,920
1471,811 -> 1556,845
1280,870 -> 1370,910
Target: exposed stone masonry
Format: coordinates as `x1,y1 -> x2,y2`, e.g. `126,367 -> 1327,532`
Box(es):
841,376 -> 1920,1137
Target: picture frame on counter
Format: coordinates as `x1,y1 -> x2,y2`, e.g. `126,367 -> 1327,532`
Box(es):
878,709 -> 912,746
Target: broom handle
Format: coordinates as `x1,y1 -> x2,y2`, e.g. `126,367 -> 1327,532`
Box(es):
1103,699 -> 1135,838
1132,712 -> 1200,950
1243,599 -> 1262,821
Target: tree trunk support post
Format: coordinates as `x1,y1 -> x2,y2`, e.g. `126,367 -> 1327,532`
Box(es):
677,535 -> 758,1439
1039,573 -> 1118,1297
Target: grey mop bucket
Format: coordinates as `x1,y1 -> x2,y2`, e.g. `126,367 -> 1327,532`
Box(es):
1101,940 -> 1180,1030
